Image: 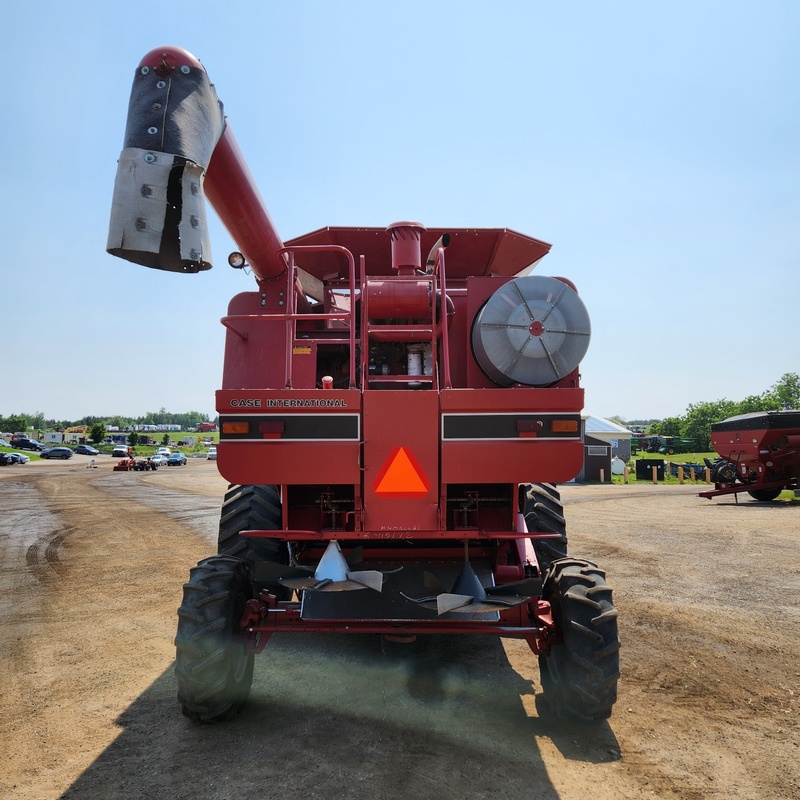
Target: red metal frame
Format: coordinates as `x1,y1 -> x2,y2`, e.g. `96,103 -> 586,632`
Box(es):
698,478 -> 795,499
237,593 -> 560,656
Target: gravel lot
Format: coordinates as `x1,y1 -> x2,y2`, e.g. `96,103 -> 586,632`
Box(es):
1,457 -> 797,799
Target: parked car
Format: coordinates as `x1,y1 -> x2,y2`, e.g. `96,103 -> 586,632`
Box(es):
10,438 -> 46,451
157,447 -> 172,458
167,452 -> 187,466
41,447 -> 74,460
150,454 -> 168,467
206,447 -> 217,460
74,444 -> 100,456
112,445 -> 132,458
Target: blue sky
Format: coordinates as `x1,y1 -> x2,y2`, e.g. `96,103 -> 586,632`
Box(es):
2,1 -> 798,422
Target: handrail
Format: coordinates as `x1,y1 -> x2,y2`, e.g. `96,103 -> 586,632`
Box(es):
435,246 -> 453,389
279,245 -> 357,389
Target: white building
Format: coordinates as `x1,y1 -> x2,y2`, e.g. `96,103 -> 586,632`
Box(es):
583,415 -> 634,461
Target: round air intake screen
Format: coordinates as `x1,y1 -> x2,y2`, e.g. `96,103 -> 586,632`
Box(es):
471,276 -> 591,386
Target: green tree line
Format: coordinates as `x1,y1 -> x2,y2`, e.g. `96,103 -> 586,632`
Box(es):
647,373 -> 799,451
0,409 -> 214,435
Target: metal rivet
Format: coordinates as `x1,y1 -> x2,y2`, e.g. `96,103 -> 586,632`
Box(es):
144,152 -> 156,163
190,215 -> 200,229
156,80 -> 166,89
135,218 -> 147,231
141,185 -> 153,197
147,127 -> 158,135
180,65 -> 190,74
140,66 -> 150,75
190,249 -> 201,260
152,103 -> 162,110
190,182 -> 199,196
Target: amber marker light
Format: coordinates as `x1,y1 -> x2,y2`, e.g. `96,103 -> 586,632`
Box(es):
222,421 -> 250,435
551,420 -> 579,433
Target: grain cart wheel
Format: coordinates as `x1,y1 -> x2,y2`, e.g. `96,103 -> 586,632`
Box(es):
712,460 -> 736,484
747,488 -> 782,502
521,483 -> 568,576
539,558 -> 620,723
217,484 -> 291,600
175,555 -> 254,722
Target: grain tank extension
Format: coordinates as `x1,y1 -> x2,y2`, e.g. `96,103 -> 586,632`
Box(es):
108,46 -> 619,724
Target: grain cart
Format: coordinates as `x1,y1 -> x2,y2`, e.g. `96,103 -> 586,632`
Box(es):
699,410 -> 800,501
107,46 -> 620,724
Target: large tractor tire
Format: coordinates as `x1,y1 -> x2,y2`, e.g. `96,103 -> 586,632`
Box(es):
522,483 -> 568,577
539,557 -> 620,723
747,487 -> 782,502
175,555 -> 254,722
217,484 -> 290,599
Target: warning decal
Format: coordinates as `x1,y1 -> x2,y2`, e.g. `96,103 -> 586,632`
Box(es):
372,446 -> 431,498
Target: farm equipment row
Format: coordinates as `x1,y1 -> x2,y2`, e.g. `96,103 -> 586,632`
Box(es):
113,456 -> 158,471
633,435 -> 697,455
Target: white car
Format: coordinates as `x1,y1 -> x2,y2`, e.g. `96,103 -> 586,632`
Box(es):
207,447 -> 217,460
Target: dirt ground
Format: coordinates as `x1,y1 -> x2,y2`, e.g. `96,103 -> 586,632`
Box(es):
0,457 -> 797,800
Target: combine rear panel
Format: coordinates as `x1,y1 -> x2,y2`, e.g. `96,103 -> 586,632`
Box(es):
107,46 -> 620,724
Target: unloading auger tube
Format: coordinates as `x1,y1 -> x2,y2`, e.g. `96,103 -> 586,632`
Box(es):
107,45 -> 288,283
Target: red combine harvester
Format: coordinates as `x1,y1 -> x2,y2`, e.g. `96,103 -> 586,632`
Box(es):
107,46 -> 619,724
700,410 -> 800,502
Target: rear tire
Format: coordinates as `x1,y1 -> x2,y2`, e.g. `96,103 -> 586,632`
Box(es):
175,555 -> 254,722
539,557 -> 620,723
522,483 -> 568,576
218,484 -> 290,599
747,487 -> 782,502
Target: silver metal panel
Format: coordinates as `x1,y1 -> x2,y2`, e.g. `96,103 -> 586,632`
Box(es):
472,275 -> 591,386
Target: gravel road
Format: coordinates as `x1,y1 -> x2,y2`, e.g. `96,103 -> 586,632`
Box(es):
1,458 -> 797,799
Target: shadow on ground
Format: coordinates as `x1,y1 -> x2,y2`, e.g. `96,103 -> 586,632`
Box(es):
61,635 -> 619,800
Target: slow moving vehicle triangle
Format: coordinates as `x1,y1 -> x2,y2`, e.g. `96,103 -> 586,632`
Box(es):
373,446 -> 430,498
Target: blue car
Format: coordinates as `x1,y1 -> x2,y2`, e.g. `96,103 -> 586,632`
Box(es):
41,447 -> 74,460
167,452 -> 187,466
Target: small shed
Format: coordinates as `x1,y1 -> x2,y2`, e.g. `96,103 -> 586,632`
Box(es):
576,434 -> 612,482
583,415 -> 634,461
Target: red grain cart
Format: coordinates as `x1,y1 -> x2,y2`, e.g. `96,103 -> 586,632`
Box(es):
700,410 -> 800,501
107,46 -> 619,724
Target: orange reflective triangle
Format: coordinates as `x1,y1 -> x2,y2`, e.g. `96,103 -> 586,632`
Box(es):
373,446 -> 430,497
